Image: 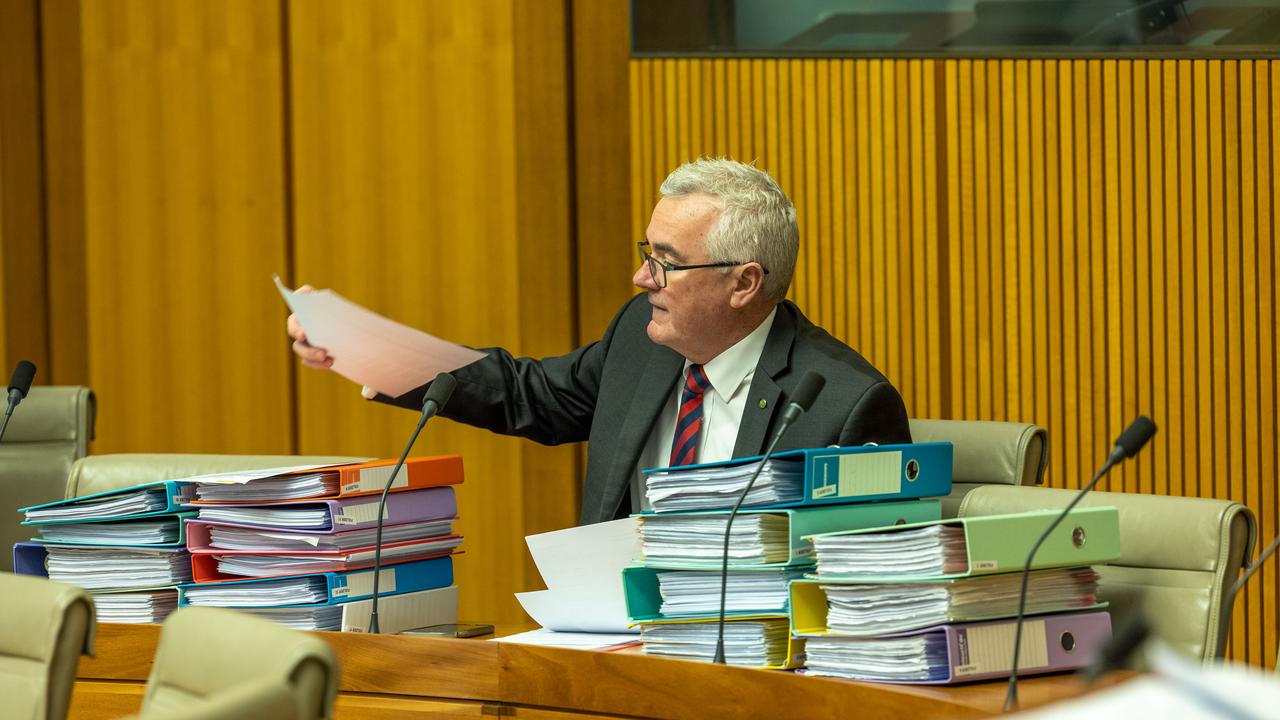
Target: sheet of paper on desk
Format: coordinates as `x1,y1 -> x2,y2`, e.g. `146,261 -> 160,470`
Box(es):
493,628 -> 641,650
275,276 -> 485,397
518,517 -> 640,633
525,517 -> 640,589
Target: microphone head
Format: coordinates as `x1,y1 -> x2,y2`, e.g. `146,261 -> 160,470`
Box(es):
423,372 -> 457,412
1114,415 -> 1156,459
788,371 -> 826,413
8,360 -> 36,399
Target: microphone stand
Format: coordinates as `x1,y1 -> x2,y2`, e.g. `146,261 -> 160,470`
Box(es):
368,373 -> 455,634
712,371 -> 825,664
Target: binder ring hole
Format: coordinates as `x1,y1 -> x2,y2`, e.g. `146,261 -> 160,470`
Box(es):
905,459 -> 920,482
1072,527 -> 1087,548
1060,631 -> 1076,652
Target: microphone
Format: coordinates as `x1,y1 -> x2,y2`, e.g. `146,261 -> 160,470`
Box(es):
0,360 -> 37,444
367,372 -> 456,634
1003,415 -> 1156,711
712,371 -> 825,664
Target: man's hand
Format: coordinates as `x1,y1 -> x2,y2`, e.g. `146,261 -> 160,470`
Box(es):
287,285 -> 334,369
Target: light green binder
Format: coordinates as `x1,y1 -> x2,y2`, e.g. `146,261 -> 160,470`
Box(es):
803,506 -> 1121,581
638,499 -> 941,569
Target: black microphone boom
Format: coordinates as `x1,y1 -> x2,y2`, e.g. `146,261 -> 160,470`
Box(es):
367,372 -> 457,634
1003,415 -> 1156,711
712,371 -> 825,664
0,360 -> 37,444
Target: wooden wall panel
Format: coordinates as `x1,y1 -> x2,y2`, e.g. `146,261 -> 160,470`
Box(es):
0,0 -> 50,376
630,57 -> 1279,668
75,0 -> 293,453
287,0 -> 577,626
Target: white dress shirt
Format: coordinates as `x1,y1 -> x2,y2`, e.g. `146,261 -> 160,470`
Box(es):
631,308 -> 777,511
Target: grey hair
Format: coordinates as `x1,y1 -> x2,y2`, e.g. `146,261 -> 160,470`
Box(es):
659,158 -> 798,304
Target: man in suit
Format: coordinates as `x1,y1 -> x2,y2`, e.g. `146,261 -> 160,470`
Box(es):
289,158 -> 910,524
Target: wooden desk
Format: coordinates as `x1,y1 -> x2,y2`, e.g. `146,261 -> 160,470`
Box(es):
71,623 -> 1101,719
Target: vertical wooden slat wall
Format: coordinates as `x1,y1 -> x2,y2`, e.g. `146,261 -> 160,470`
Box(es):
631,57 -> 1278,668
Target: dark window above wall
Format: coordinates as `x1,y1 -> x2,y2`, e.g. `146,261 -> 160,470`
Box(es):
631,0 -> 1280,57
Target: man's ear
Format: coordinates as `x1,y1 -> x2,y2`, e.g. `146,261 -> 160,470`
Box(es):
728,263 -> 766,309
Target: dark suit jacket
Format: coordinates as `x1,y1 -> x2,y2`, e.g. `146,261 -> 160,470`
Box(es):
378,294 -> 911,525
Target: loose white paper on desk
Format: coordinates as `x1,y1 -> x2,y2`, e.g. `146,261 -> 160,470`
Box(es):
275,276 -> 485,397
493,628 -> 641,650
516,517 -> 640,634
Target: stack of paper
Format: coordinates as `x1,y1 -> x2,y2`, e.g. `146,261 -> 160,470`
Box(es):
205,518 -> 454,551
209,537 -> 463,577
194,471 -> 340,502
656,569 -> 794,616
821,567 -> 1100,635
93,591 -> 180,624
179,457 -> 466,633
792,509 -> 1122,683
44,546 -> 193,589
16,481 -> 199,625
644,459 -> 805,512
640,619 -> 791,667
639,514 -> 790,565
802,611 -> 1113,684
37,516 -> 185,546
24,488 -> 173,523
813,524 -> 968,576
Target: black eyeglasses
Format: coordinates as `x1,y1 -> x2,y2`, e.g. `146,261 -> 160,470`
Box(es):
637,242 -> 768,289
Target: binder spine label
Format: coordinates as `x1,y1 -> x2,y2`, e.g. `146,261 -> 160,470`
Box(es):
820,451 -> 902,498
344,465 -> 410,494
334,567 -> 397,598
334,501 -> 390,526
954,619 -> 1048,676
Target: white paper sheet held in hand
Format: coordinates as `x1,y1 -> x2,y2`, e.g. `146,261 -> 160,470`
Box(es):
514,517 -> 640,635
275,276 -> 485,397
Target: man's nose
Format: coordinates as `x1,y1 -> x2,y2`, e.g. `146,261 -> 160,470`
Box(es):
634,262 -> 657,290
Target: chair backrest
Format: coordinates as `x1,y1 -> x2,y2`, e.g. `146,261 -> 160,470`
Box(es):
909,418 -> 1048,517
958,485 -> 1256,664
65,454 -> 368,499
133,678 -> 297,720
0,387 -> 95,571
141,607 -> 338,720
0,572 -> 96,720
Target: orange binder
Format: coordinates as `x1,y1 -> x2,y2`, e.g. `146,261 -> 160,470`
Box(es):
187,455 -> 464,504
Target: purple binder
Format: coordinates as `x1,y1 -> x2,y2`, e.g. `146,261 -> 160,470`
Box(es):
191,486 -> 456,532
802,610 -> 1112,684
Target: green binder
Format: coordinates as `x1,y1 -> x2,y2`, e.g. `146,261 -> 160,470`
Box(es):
804,506 -> 1122,581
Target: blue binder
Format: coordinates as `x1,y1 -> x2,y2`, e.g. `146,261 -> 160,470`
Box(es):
176,555 -> 454,607
642,442 -> 953,509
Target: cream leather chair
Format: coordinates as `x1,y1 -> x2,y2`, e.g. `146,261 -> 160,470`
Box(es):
0,387 -> 95,571
959,485 -> 1256,664
134,607 -> 338,720
0,572 -> 96,720
910,418 -> 1048,517
64,454 -> 367,499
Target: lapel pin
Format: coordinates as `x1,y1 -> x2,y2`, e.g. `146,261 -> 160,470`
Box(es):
758,399 -> 767,409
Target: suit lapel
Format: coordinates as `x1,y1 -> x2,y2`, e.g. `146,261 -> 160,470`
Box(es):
732,304 -> 797,458
602,344 -> 683,512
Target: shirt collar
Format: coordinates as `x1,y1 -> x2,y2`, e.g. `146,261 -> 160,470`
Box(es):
687,308 -> 777,404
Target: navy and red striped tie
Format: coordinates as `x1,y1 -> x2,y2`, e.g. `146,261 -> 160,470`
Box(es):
669,364 -> 711,467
